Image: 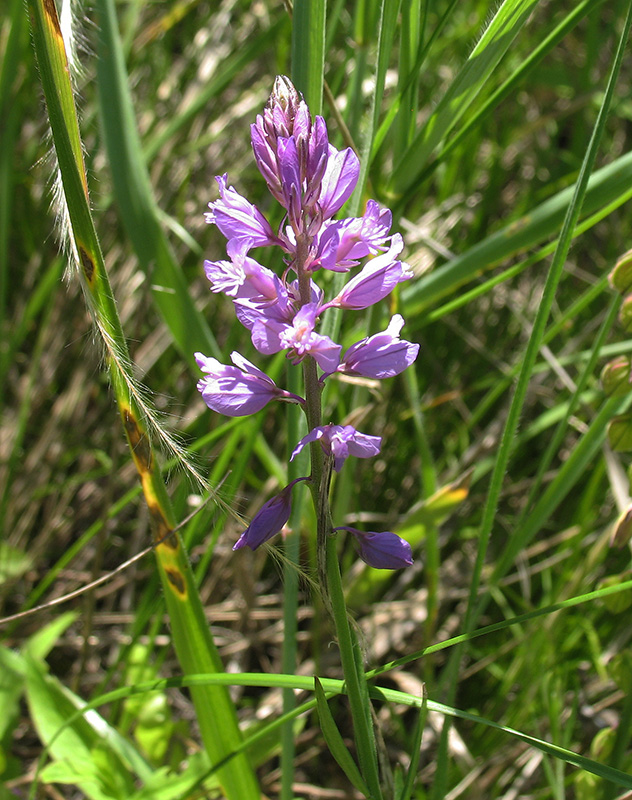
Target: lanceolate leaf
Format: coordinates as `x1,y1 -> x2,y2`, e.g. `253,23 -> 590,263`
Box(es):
314,677 -> 370,796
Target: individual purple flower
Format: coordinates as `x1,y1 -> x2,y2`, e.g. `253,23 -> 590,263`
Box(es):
291,424 -> 381,473
205,174 -> 278,248
234,476 -> 310,550
251,303 -> 342,373
318,144 -> 360,219
336,314 -> 419,379
195,351 -> 304,416
316,200 -> 393,272
335,527 -> 413,569
324,235 -> 413,311
204,239 -> 278,300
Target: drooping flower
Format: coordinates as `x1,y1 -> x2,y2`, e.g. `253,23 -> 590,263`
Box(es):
335,527 -> 413,569
206,174 -> 278,249
336,314 -> 420,379
196,351 -> 304,416
324,235 -> 413,311
234,476 -> 309,550
291,424 -> 381,472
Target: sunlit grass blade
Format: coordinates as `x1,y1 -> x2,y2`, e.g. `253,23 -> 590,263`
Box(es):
95,0 -> 219,363
26,1 -> 259,796
424,0 -> 605,176
60,668 -> 632,792
389,0 -> 540,199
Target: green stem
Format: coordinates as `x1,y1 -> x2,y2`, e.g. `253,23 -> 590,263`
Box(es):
325,534 -> 383,799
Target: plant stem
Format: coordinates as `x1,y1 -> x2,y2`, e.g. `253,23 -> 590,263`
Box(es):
325,533 -> 383,799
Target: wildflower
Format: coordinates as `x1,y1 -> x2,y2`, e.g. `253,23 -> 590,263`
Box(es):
251,303 -> 342,373
325,235 -> 413,311
196,351 -> 304,416
335,527 -> 413,569
336,315 -> 420,379
206,174 -> 278,249
197,76 -> 418,570
291,424 -> 381,473
316,200 -> 393,272
204,239 -> 278,300
234,476 -> 309,550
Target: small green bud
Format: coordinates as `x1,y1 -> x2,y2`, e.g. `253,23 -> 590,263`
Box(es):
609,249 -> 632,294
608,414 -> 632,451
601,356 -> 632,397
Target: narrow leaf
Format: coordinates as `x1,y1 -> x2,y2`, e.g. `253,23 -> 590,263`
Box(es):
314,677 -> 370,796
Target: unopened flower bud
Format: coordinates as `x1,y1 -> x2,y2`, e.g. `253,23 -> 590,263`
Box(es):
609,249 -> 632,294
601,356 -> 632,398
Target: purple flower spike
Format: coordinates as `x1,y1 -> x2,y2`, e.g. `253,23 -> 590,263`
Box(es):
291,424 -> 381,472
206,175 -> 278,248
196,351 -> 304,416
336,527 -> 413,569
234,476 -> 309,551
338,314 -> 419,379
327,234 -> 413,311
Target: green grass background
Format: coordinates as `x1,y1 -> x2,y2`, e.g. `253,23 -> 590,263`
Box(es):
3,0 -> 632,797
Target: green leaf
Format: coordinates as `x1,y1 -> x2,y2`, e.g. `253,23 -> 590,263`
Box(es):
314,677 -> 370,796
25,657 -> 153,791
397,689 -> 427,800
23,612 -> 77,662
0,541 -> 31,582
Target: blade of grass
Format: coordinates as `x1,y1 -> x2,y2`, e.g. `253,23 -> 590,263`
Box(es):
53,667 -> 632,792
26,1 -> 259,796
314,676 -> 370,796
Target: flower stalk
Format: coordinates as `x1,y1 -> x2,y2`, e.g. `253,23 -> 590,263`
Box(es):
197,76 -> 419,793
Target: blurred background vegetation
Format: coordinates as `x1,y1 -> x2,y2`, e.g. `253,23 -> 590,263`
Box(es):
3,0 -> 632,796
